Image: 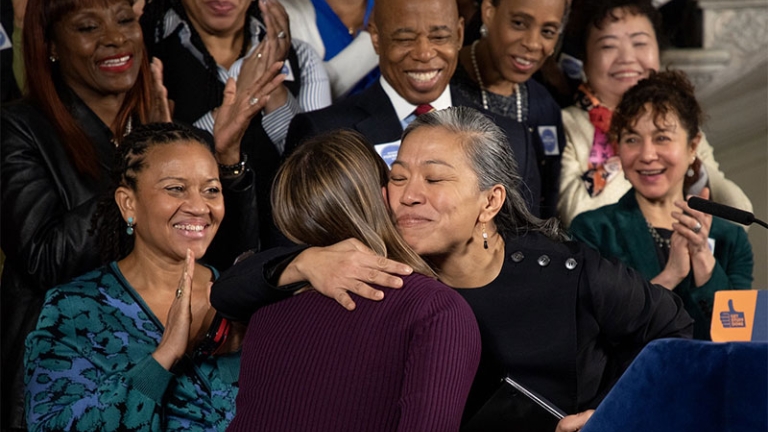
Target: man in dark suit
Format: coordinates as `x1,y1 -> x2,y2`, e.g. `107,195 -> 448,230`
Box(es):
285,0 -> 541,215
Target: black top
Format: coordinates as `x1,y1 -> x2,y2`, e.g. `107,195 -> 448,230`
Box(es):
455,231 -> 693,418
209,232 -> 694,423
451,65 -> 566,218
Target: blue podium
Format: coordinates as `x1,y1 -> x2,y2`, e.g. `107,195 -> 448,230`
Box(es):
581,339 -> 768,432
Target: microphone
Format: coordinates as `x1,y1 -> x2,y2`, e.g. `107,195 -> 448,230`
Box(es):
688,196 -> 768,229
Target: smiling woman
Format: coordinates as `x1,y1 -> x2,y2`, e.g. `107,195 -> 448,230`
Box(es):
569,71 -> 754,340
452,0 -> 570,218
24,123 -> 244,431
1,0 -> 264,428
557,0 -> 752,227
0,0 -> 160,428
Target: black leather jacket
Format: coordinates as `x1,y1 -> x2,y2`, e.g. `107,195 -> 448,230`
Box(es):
1,90 -> 260,429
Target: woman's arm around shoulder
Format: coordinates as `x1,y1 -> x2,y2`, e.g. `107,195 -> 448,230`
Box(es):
210,239 -> 414,319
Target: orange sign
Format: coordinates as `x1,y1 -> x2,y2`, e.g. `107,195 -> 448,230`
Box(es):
711,291 -> 761,342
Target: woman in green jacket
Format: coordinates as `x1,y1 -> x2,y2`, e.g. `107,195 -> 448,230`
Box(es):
570,71 -> 753,340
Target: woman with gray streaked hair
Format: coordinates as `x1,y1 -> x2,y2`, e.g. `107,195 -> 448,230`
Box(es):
211,106 -> 694,432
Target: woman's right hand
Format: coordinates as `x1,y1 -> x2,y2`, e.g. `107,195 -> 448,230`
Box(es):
651,231 -> 690,290
148,57 -> 172,123
153,249 -> 195,370
285,239 -> 414,311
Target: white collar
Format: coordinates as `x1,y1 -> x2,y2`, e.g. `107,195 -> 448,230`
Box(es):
379,76 -> 453,122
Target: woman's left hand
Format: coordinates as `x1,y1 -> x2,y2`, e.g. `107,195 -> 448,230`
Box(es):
672,187 -> 716,287
212,61 -> 286,165
148,57 -> 172,123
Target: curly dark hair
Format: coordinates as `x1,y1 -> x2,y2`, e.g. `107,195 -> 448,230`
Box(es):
566,0 -> 664,62
90,122 -> 214,263
609,69 -> 702,144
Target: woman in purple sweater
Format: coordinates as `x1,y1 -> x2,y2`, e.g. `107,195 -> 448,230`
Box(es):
226,130 -> 481,432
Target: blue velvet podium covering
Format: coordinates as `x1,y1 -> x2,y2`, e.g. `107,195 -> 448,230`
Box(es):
581,339 -> 768,432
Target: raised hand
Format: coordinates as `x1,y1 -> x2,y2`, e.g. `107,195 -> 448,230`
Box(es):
212,61 -> 286,165
286,238 -> 414,311
674,187 -> 716,287
259,0 -> 291,61
148,57 -> 172,123
152,249 -> 195,370
653,229 -> 692,290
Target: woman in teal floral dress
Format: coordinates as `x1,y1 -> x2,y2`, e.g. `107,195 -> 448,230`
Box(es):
24,124 -> 242,431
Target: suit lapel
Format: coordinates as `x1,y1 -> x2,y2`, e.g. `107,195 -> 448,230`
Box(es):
354,82 -> 404,144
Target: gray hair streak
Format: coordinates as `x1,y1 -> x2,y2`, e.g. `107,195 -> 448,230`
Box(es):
402,106 -> 566,241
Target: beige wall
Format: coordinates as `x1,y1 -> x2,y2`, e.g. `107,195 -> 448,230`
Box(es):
700,63 -> 768,288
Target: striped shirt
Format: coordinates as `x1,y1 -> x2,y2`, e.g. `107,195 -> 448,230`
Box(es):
159,10 -> 331,153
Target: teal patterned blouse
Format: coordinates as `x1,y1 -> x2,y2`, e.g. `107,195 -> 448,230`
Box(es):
24,262 -> 240,431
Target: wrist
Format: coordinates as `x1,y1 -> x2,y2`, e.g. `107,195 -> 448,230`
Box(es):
690,253 -> 715,286
264,85 -> 288,114
652,269 -> 684,290
152,347 -> 181,371
218,152 -> 247,178
285,248 -> 314,284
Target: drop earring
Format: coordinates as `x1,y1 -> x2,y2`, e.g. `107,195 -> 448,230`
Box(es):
482,223 -> 488,249
126,217 -> 135,235
480,24 -> 489,38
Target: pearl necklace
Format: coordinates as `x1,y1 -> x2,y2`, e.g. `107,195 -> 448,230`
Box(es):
646,219 -> 671,249
470,40 -> 522,122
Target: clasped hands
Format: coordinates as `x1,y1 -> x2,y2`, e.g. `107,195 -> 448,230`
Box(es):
656,187 -> 716,289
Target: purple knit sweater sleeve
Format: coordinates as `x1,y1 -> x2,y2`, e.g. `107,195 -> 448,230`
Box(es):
229,273 -> 481,432
397,278 -> 482,431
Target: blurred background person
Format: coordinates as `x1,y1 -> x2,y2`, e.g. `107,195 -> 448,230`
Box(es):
227,130 -> 480,431
1,0 -> 280,428
141,0 -> 331,247
280,0 -> 379,99
25,123 -> 243,431
570,70 -> 753,340
453,0 -> 569,218
557,0 -> 751,227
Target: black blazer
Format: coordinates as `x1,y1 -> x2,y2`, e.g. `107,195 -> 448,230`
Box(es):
285,82 -> 542,216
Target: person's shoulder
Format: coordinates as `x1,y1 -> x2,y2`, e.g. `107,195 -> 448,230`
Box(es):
1,99 -> 46,124
296,85 -> 381,122
398,273 -> 473,310
526,79 -> 559,109
572,202 -> 619,225
561,104 -> 584,121
52,265 -> 113,294
507,231 -> 583,257
710,217 -> 749,241
43,266 -> 116,310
